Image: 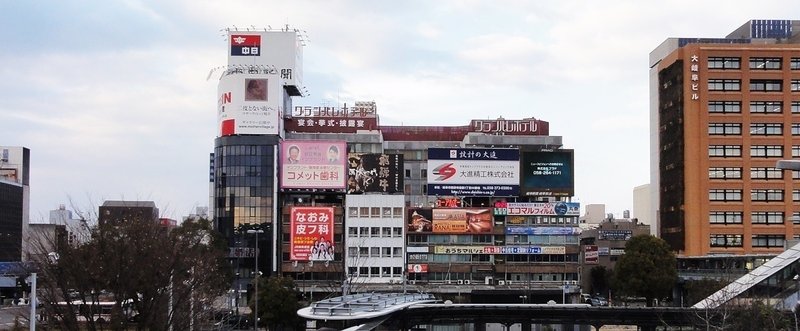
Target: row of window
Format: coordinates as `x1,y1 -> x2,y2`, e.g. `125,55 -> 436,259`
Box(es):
710,234 -> 785,248
709,167 -> 800,180
347,207 -> 404,219
708,145 -> 800,158
347,226 -> 404,238
709,211 -> 800,224
347,266 -> 404,278
708,189 -> 800,202
707,79 -> 800,92
346,246 -> 404,258
708,57 -> 800,70
709,123 -> 794,136
708,101 -> 800,113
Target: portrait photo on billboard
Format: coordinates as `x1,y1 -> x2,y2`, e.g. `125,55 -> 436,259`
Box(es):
347,153 -> 403,194
521,150 -> 574,196
407,208 -> 433,233
244,78 -> 268,101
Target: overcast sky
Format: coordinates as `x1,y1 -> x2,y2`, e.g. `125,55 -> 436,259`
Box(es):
2,1 -> 798,222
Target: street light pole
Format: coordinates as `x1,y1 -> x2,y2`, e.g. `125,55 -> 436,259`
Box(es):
247,228 -> 264,331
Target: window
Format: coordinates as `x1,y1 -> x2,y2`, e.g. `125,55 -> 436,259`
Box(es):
359,227 -> 369,237
370,267 -> 380,276
381,227 -> 391,237
709,123 -> 741,135
392,227 -> 403,237
749,57 -> 782,70
752,235 -> 785,248
370,227 -> 380,237
405,169 -> 411,178
751,189 -> 783,202
709,145 -> 742,157
749,123 -> 782,135
392,247 -> 402,257
348,247 -> 358,257
751,212 -> 784,224
381,247 -> 391,257
708,79 -> 741,91
793,102 -> 800,113
709,167 -> 742,179
750,145 -> 783,157
750,101 -> 783,113
358,247 -> 368,256
393,207 -> 403,218
709,57 -> 741,69
750,167 -> 783,180
359,207 -> 369,216
348,227 -> 358,237
794,189 -> 800,202
709,189 -> 742,201
794,212 -> 800,224
709,211 -> 743,224
383,207 -> 392,217
750,80 -> 782,92
710,234 -> 743,247
371,207 -> 380,218
708,101 -> 741,113
793,80 -> 800,92
792,58 -> 800,70
420,169 -> 427,178
370,247 -> 380,257
794,146 -> 800,157
348,207 -> 359,218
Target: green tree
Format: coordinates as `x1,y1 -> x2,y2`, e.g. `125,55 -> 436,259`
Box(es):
252,275 -> 304,330
589,265 -> 612,297
28,213 -> 230,331
612,235 -> 677,306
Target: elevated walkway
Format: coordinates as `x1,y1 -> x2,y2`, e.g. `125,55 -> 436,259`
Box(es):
693,242 -> 800,310
297,292 -> 436,320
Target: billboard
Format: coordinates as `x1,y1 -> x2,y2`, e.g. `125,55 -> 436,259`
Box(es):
584,245 -> 599,264
505,227 -> 581,235
427,148 -> 520,197
432,208 -> 493,233
598,230 -> 633,241
407,208 -> 433,233
227,31 -> 303,89
347,153 -> 403,194
280,140 -> 347,190
520,150 -> 574,197
495,202 -> 580,216
407,264 -> 429,274
433,245 -> 566,255
289,207 -> 335,261
217,73 -> 282,136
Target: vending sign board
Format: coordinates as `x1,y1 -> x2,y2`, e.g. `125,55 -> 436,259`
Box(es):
520,150 -> 574,197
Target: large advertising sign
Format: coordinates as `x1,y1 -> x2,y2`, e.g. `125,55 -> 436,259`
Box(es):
432,208 -> 493,233
227,31 -> 303,89
407,208 -> 433,233
407,264 -> 429,274
434,245 -> 566,255
281,140 -> 347,190
469,118 -> 549,136
520,150 -> 574,197
347,153 -> 403,194
217,74 -> 282,136
598,230 -> 633,241
427,148 -> 520,197
289,207 -> 335,261
495,202 -> 580,216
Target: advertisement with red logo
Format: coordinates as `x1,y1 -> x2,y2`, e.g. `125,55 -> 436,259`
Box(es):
407,264 -> 429,274
230,34 -> 261,56
290,207 -> 335,261
426,148 -> 519,197
281,140 -> 347,190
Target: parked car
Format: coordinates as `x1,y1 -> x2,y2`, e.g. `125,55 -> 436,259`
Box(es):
587,296 -> 609,306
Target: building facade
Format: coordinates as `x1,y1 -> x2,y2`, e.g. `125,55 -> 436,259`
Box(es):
98,200 -> 159,226
0,146 -> 29,262
650,19 -> 800,256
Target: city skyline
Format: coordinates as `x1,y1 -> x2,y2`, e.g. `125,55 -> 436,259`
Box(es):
3,1 -> 800,220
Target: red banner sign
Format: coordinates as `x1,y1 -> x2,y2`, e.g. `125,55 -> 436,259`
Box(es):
290,207 -> 335,261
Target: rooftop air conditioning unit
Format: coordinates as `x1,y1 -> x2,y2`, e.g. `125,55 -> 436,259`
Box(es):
445,280 -> 452,284
570,280 -> 578,285
498,280 -> 506,285
464,280 -> 471,285
507,281 -> 513,285
410,280 -> 416,285
457,280 -> 464,284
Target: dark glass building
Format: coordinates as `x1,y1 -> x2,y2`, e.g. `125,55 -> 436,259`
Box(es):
0,180 -> 23,262
98,200 -> 159,226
